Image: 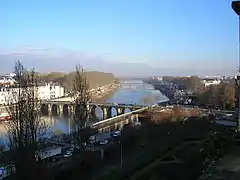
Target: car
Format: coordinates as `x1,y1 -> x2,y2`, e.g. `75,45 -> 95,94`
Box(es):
99,139 -> 108,145
51,156 -> 61,162
66,150 -> 73,154
133,122 -> 141,127
63,152 -> 72,158
112,131 -> 121,137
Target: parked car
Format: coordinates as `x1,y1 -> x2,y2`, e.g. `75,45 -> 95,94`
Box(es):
63,151 -> 72,158
99,139 -> 108,145
112,131 -> 121,137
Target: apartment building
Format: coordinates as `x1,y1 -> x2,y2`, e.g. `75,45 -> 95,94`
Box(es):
0,83 -> 64,105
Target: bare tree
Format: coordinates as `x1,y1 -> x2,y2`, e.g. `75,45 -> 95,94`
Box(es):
4,61 -> 50,179
71,64 -> 91,148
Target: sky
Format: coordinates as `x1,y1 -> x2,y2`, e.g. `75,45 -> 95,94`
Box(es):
0,0 -> 239,76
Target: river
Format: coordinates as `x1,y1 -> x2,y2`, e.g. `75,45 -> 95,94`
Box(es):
0,80 -> 168,150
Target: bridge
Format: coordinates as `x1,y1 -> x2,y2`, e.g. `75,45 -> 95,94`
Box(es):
40,100 -> 147,120
119,81 -> 154,90
91,105 -> 156,132
120,83 -> 154,90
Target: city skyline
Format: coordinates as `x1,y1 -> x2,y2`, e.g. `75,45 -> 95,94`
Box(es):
0,0 -> 238,76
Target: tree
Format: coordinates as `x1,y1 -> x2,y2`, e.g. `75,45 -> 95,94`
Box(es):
218,83 -> 236,109
71,64 -> 91,148
197,83 -> 236,109
5,61 -> 50,179
163,76 -> 205,94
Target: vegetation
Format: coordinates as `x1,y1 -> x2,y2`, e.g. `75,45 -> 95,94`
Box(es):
38,71 -> 117,92
5,61 -> 50,179
71,64 -> 91,148
142,107 -> 200,123
197,83 -> 236,109
96,108 -> 235,180
162,76 -> 205,94
162,76 -> 237,109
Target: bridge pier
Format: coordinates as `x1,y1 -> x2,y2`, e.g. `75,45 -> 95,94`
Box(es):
120,121 -> 123,129
114,123 -> 118,130
69,104 -> 74,115
117,107 -> 124,115
58,104 -> 63,116
135,113 -> 139,122
130,113 -> 139,123
102,107 -> 112,119
90,106 -> 97,121
103,108 -> 107,120
103,126 -> 110,132
48,104 -> 52,116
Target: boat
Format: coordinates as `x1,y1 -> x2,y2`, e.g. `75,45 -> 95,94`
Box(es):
0,113 -> 11,121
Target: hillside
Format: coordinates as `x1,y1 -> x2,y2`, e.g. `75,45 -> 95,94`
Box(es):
38,71 -> 117,92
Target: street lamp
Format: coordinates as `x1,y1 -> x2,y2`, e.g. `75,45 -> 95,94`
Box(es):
232,1 -> 240,131
120,141 -> 123,169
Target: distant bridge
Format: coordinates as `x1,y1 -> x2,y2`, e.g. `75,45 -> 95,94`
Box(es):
120,82 -> 154,90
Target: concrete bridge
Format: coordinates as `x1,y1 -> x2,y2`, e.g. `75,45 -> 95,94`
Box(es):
40,100 -> 147,120
91,105 -> 153,132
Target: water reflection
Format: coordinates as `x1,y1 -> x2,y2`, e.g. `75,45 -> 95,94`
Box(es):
95,107 -> 103,120
0,116 -> 73,150
124,108 -> 131,113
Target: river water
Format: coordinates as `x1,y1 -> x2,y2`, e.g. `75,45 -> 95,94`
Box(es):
0,80 -> 168,150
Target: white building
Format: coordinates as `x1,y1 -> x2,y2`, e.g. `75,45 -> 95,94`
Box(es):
49,84 -> 64,99
35,83 -> 64,100
0,76 -> 16,86
0,83 -> 64,106
201,78 -> 221,87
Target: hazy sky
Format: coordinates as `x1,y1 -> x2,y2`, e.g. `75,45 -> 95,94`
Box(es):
0,0 -> 238,76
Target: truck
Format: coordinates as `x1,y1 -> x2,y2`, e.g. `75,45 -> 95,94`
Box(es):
36,146 -> 62,161
89,132 -> 111,144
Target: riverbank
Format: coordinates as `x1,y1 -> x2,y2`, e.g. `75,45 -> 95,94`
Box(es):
91,84 -> 120,103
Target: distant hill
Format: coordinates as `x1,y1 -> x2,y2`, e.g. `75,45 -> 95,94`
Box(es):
38,71 -> 116,92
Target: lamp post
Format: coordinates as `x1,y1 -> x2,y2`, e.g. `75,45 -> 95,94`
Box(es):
232,1 -> 240,131
120,142 -> 123,169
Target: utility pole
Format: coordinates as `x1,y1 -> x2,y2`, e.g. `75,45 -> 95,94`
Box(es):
120,141 -> 123,169
232,1 -> 240,131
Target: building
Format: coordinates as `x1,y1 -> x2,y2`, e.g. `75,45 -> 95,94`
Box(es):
151,76 -> 163,81
38,83 -> 64,100
0,83 -> 64,106
0,75 -> 15,87
201,78 -> 221,87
